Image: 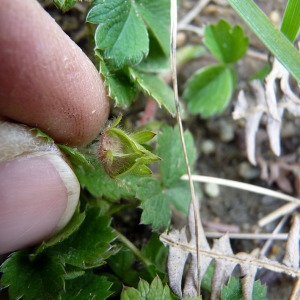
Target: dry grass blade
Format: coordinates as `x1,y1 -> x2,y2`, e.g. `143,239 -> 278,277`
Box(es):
170,0 -> 203,296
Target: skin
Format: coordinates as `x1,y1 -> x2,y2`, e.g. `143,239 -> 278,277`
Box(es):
0,0 -> 109,254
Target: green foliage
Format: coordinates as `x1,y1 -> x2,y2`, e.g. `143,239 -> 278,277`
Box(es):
0,250 -> 65,300
221,277 -> 267,300
138,125 -> 196,229
205,20 -> 248,64
183,64 -> 235,116
60,272 -> 113,300
87,0 -> 169,68
121,276 -> 174,300
183,19 -> 248,117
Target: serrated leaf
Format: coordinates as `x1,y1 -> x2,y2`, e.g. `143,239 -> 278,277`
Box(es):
183,64 -> 235,117
221,277 -> 267,300
135,0 -> 170,56
136,34 -> 170,73
73,154 -> 139,201
0,250 -> 65,300
49,209 -> 117,269
33,204 -> 85,256
157,125 -> 196,186
138,177 -> 171,229
98,54 -> 136,106
121,276 -> 173,300
129,68 -> 176,115
87,0 -> 148,67
204,19 -> 249,64
59,272 -> 113,300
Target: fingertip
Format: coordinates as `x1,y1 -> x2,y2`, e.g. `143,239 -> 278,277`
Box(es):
0,0 -> 109,146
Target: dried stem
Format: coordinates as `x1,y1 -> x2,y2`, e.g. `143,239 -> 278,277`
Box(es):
170,0 -> 202,296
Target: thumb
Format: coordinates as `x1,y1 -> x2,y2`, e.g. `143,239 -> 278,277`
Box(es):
0,121 -> 80,255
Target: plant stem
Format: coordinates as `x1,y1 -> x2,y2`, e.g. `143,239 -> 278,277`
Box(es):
115,229 -> 153,267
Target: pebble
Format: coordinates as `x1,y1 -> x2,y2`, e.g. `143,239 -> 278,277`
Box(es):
204,182 -> 220,198
219,121 -> 235,142
200,139 -> 216,155
238,162 -> 260,179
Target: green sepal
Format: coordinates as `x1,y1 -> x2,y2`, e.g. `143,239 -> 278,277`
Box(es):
99,115 -> 161,177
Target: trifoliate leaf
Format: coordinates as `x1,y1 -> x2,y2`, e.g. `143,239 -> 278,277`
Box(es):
87,0 -> 148,67
183,64 -> 235,117
157,125 -> 196,187
221,277 -> 267,300
0,250 -> 65,300
98,53 -> 137,106
59,272 -> 113,300
121,276 -> 173,300
129,68 -> 176,115
99,115 -> 161,177
204,19 -> 249,64
49,208 -> 117,269
33,204 -> 85,256
138,177 -> 171,229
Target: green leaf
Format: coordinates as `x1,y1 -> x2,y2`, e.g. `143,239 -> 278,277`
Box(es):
157,125 -> 196,187
138,177 -> 171,229
0,250 -> 65,300
280,0 -> 300,42
87,0 -> 170,68
135,0 -> 170,56
227,0 -> 300,83
121,276 -> 173,300
221,277 -> 267,300
249,62 -> 272,81
129,68 -> 176,116
98,54 -> 137,106
53,0 -> 77,11
60,272 -> 113,300
141,233 -> 168,272
165,180 -> 192,215
33,204 -> 85,256
183,64 -> 235,117
49,208 -> 117,269
204,19 -> 249,64
59,145 -> 91,169
136,34 -> 170,73
87,0 -> 148,68
108,248 -> 139,286
73,154 -> 139,201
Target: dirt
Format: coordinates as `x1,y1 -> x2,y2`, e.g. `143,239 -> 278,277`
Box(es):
24,1 -> 300,299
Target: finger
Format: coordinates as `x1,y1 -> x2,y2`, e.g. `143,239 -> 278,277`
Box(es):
0,121 -> 79,255
0,0 -> 109,146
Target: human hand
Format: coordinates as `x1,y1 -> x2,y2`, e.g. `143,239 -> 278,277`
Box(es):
0,0 -> 109,254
